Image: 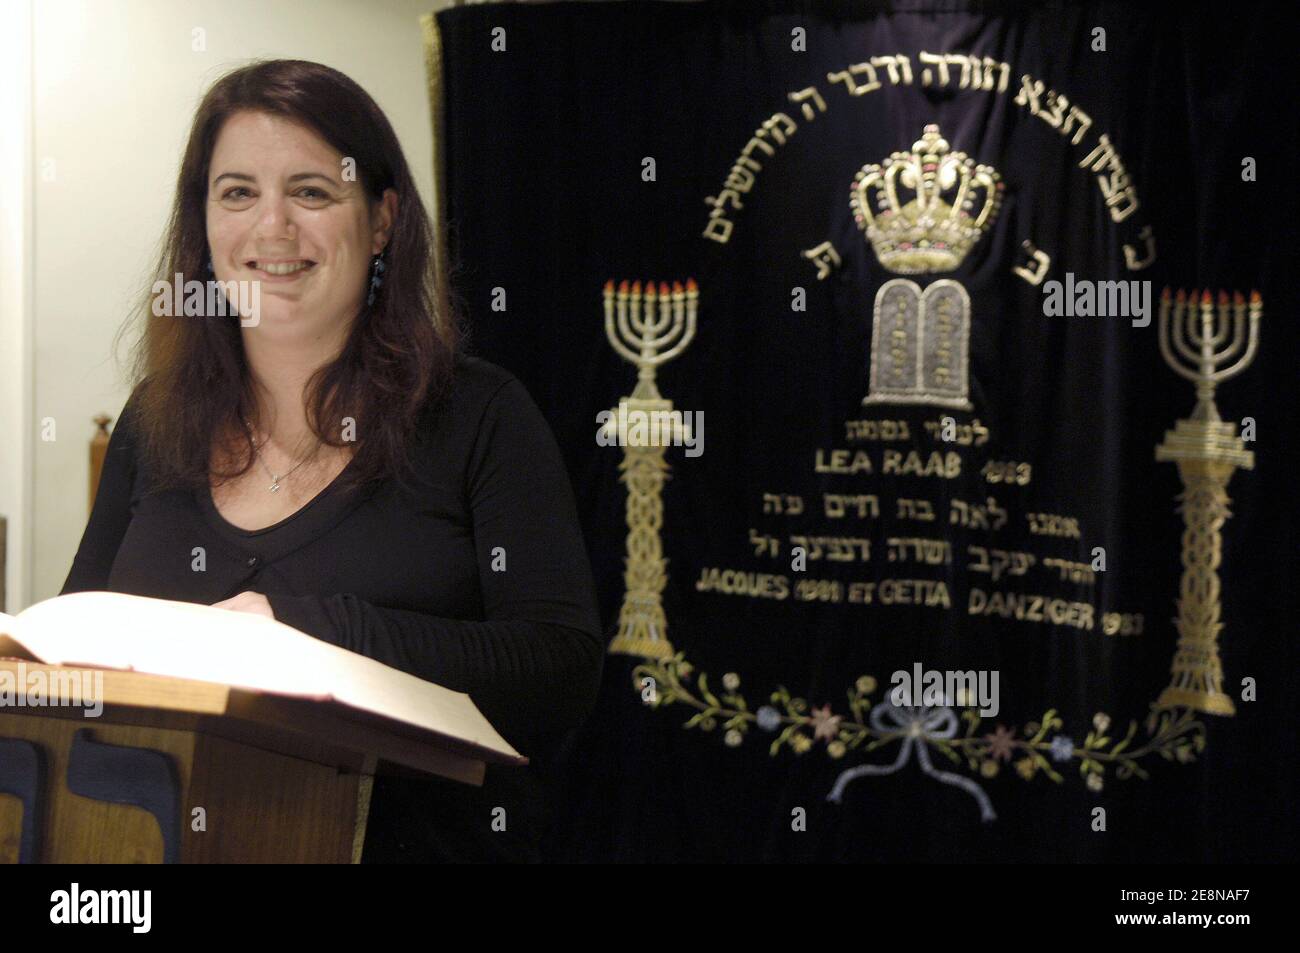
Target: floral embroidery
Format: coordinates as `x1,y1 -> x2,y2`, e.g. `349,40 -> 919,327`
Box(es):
985,724 -> 1017,761
634,652 -> 1207,819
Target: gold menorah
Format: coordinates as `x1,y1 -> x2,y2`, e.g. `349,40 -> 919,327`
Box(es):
602,278 -> 698,658
1153,288 -> 1261,716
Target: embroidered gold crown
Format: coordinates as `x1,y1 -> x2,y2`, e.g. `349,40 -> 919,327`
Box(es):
850,124 -> 1003,274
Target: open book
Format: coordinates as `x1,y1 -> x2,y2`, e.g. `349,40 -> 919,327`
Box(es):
0,590 -> 521,765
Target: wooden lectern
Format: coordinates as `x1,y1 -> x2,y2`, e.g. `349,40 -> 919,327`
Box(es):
0,660 -> 520,863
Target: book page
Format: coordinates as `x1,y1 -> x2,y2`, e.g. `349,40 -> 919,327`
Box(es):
1,612 -> 35,660
12,591 -> 519,760
0,612 -> 39,662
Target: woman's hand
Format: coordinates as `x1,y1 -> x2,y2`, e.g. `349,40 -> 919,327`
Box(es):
212,591 -> 275,619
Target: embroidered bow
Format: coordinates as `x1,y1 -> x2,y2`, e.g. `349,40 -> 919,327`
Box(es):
826,702 -> 996,823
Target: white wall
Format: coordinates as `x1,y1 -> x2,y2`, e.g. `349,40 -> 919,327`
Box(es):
0,0 -> 35,614
15,0 -> 454,608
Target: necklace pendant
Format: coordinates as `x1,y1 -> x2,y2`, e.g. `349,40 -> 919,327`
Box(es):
269,481 -> 281,493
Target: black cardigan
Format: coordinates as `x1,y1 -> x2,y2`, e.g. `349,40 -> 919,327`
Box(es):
61,354 -> 604,862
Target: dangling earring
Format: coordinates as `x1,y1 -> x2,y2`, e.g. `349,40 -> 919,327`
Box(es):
367,250 -> 386,307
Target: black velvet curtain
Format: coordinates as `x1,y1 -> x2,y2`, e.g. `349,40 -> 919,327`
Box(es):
432,0 -> 1296,861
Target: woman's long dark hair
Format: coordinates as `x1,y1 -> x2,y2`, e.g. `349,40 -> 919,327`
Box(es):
123,59 -> 462,495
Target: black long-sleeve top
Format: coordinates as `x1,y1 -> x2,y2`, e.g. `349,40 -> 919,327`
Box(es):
60,354 -> 605,862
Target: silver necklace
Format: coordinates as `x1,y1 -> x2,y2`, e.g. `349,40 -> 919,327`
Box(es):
244,419 -> 318,493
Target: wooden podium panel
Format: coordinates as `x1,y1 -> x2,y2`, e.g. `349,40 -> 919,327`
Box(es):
0,717 -> 191,863
0,713 -> 366,863
0,660 -> 510,863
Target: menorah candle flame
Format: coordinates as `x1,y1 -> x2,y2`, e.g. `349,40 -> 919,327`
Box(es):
602,278 -> 698,403
601,278 -> 699,659
1157,287 -> 1261,426
1153,287 -> 1262,716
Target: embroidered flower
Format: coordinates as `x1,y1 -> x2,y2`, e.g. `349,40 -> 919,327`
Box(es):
756,706 -> 782,732
827,740 -> 847,759
790,733 -> 813,754
1050,735 -> 1075,762
855,675 -> 877,695
985,724 -> 1017,762
980,759 -> 999,778
724,729 -> 743,748
1086,772 -> 1104,792
809,704 -> 843,742
722,672 -> 740,692
1092,712 -> 1111,734
1015,757 -> 1037,780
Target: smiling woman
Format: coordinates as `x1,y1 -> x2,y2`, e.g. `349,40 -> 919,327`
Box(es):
60,60 -> 604,864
